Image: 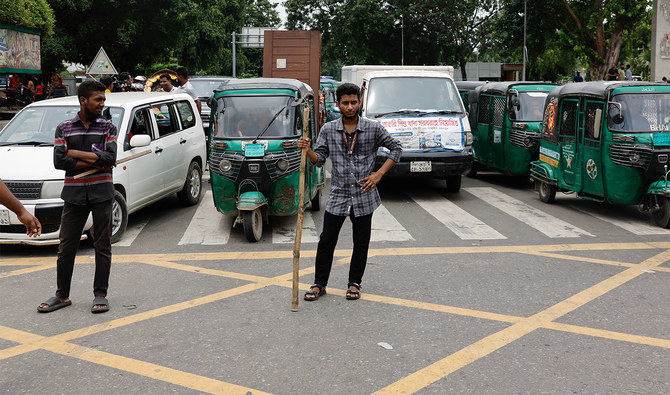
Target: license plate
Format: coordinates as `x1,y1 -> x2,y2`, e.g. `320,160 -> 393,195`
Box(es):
653,133 -> 670,146
410,161 -> 432,172
244,143 -> 265,157
0,210 -> 9,225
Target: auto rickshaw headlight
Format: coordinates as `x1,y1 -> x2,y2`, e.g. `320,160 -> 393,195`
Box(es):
524,137 -> 533,147
629,151 -> 640,164
219,159 -> 232,172
276,159 -> 289,171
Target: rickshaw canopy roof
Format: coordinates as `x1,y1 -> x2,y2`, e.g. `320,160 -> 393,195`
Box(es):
469,81 -> 558,105
455,81 -> 486,92
546,81 -> 670,102
213,78 -> 313,99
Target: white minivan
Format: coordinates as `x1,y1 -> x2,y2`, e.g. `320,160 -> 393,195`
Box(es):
0,92 -> 207,245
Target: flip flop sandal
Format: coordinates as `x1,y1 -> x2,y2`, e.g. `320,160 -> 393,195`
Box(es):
91,297 -> 110,314
346,283 -> 361,300
304,284 -> 326,301
37,296 -> 72,313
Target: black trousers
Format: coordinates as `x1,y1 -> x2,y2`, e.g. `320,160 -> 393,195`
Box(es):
56,199 -> 113,299
314,210 -> 373,288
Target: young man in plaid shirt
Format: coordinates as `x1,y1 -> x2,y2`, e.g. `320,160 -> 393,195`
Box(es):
297,83 -> 402,301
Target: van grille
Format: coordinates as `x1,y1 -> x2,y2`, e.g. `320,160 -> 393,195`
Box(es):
4,181 -> 42,199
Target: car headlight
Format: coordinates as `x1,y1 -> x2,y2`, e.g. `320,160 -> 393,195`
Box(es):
276,159 -> 289,171
219,159 -> 232,172
41,180 -> 64,199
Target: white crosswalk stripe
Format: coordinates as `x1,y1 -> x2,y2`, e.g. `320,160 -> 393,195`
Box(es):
464,187 -> 594,238
272,212 -> 320,244
179,190 -> 233,245
371,204 -> 414,241
408,191 -> 506,240
571,204 -> 670,235
115,218 -> 149,247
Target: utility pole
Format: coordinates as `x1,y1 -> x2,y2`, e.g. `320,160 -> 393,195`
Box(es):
401,15 -> 404,66
522,0 -> 527,81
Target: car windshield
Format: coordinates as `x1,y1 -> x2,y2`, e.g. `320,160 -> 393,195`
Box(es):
510,91 -> 548,121
190,79 -> 229,99
212,95 -> 297,139
0,105 -> 124,145
366,76 -> 463,117
610,93 -> 670,132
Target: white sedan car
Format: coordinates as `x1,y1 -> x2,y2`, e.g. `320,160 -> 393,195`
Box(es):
0,92 -> 207,245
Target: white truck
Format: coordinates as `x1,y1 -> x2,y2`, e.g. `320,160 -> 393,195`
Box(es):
341,65 -> 472,192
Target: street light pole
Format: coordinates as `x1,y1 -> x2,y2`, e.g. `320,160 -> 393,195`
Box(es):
232,31 -> 237,78
522,0 -> 526,81
401,15 -> 404,66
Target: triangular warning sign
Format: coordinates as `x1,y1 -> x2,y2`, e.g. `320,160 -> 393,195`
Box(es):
87,47 -> 118,75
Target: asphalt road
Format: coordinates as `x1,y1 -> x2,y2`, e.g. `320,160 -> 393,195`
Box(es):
1,172 -> 669,393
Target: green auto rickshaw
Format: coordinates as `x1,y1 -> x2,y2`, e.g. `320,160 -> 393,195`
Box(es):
455,80 -> 485,114
530,81 -> 670,227
467,81 -> 558,176
208,78 -> 324,241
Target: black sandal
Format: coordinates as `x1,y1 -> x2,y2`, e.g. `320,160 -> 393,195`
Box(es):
346,283 -> 361,300
304,284 -> 326,301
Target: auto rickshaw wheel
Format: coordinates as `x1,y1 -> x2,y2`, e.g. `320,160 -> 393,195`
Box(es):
446,175 -> 462,193
311,188 -> 321,211
243,209 -> 263,242
652,196 -> 670,228
466,162 -> 478,178
539,182 -> 557,203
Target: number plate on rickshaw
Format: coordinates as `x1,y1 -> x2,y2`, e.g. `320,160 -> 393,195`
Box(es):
410,161 -> 432,172
0,210 -> 9,225
244,143 -> 265,157
653,133 -> 670,146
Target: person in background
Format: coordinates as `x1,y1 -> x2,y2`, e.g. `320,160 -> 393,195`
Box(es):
48,73 -> 68,99
607,64 -> 619,81
572,71 -> 583,82
173,67 -> 201,113
100,76 -> 114,93
159,74 -> 175,92
618,63 -> 626,81
34,79 -> 45,101
625,65 -> 633,81
0,179 -> 41,237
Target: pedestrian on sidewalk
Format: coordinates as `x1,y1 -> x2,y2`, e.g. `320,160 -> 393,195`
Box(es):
297,83 -> 402,301
38,80 -> 117,314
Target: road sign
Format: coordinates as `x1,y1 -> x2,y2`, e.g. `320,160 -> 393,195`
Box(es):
87,47 -> 118,75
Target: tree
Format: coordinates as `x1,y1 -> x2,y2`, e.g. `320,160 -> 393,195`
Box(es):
556,0 -> 651,80
0,0 -> 55,35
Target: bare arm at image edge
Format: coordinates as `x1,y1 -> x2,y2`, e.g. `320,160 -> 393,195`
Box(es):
0,180 -> 42,237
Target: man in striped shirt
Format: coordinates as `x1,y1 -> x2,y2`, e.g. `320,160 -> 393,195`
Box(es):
38,80 -> 117,314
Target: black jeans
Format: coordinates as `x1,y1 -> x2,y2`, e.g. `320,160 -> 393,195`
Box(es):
314,210 -> 373,288
56,199 -> 113,299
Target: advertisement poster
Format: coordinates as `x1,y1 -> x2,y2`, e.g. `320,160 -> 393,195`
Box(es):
0,26 -> 41,73
378,116 -> 464,152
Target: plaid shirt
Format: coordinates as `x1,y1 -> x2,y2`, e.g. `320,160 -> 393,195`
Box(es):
54,113 -> 118,205
313,116 -> 402,216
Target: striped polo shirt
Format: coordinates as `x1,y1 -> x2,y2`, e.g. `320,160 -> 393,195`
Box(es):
53,113 -> 118,205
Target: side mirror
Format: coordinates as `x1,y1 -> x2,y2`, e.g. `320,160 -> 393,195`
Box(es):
608,102 -> 624,124
129,134 -> 151,147
206,96 -> 218,111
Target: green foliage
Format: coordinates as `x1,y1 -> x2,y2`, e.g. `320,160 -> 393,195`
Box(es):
0,0 -> 55,35
40,0 -> 278,77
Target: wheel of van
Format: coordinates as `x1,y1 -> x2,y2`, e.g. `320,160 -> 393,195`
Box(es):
110,190 -> 128,244
311,188 -> 321,211
177,161 -> 202,206
445,175 -> 462,193
466,162 -> 478,178
539,182 -> 557,203
652,196 -> 670,228
243,209 -> 263,242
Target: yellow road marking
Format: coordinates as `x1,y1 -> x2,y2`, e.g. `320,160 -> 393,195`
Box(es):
0,264 -> 54,280
373,249 -> 670,394
0,326 -> 269,395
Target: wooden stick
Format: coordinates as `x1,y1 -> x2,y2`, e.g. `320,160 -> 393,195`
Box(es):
73,149 -> 152,179
292,106 -> 310,312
